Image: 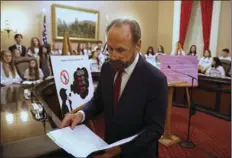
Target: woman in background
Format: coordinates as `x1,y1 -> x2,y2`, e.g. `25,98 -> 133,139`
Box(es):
198,49 -> 212,73
205,57 -> 225,77
1,50 -> 22,85
24,58 -> 44,81
145,46 -> 156,67
12,48 -> 21,59
38,44 -> 52,78
51,43 -> 61,55
27,37 -> 41,57
89,51 -> 101,72
75,43 -> 84,55
157,45 -> 165,54
188,45 -> 200,60
171,41 -> 186,56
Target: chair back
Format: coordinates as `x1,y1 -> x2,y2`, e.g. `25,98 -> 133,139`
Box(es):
14,57 -> 33,80
220,59 -> 231,76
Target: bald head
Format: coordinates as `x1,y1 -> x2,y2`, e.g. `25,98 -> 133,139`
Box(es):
106,18 -> 141,44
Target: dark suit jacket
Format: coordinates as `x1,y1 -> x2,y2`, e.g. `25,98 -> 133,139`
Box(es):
9,44 -> 26,57
83,55 -> 168,158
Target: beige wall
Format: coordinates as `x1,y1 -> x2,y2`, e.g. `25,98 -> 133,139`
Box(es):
217,1 -> 231,56
1,1 -> 158,53
157,1 -> 174,54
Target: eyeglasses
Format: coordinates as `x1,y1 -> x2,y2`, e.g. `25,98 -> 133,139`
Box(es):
101,42 -> 136,56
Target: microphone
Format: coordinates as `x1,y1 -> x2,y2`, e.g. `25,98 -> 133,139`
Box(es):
167,65 -> 197,80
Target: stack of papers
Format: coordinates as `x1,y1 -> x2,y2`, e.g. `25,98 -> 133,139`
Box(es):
47,125 -> 137,157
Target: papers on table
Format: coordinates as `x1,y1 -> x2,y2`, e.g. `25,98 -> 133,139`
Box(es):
47,125 -> 138,157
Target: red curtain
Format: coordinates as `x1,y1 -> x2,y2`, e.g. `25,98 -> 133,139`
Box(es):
179,0 -> 193,48
201,0 -> 214,52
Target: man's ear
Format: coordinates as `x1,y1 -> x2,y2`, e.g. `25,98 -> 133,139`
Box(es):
136,40 -> 142,52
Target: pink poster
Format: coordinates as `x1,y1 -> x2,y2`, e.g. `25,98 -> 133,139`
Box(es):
160,55 -> 198,86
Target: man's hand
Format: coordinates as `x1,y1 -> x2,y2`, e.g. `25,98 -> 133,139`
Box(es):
60,112 -> 83,129
95,147 -> 121,158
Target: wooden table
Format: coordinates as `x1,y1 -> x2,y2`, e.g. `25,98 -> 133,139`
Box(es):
159,81 -> 192,147
1,83 -> 60,158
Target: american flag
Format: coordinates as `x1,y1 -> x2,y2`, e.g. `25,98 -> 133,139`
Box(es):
42,15 -> 47,44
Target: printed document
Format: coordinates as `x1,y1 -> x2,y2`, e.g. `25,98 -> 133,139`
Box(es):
47,124 -> 137,157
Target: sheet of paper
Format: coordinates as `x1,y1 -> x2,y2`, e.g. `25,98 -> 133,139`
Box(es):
100,134 -> 138,150
160,55 -> 198,86
47,124 -> 138,157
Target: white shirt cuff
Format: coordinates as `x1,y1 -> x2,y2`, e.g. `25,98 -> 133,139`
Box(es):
78,110 -> 86,123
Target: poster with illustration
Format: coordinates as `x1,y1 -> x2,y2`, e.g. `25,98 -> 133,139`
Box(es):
50,55 -> 94,116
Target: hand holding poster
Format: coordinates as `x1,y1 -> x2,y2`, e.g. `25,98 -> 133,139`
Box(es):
159,56 -> 198,86
50,55 -> 94,116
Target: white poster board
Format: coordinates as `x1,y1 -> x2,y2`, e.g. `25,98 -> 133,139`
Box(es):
50,55 -> 94,115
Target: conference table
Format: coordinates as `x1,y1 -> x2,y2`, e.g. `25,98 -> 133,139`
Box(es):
0,82 -> 63,158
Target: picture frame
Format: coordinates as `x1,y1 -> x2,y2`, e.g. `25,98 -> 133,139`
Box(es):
52,4 -> 99,42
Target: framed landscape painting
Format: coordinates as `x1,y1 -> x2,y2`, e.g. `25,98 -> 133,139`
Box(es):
52,4 -> 99,41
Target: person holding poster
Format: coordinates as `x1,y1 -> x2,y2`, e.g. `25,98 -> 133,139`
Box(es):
171,41 -> 186,56
61,18 -> 168,158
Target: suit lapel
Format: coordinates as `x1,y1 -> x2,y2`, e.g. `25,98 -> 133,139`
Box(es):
103,65 -> 115,116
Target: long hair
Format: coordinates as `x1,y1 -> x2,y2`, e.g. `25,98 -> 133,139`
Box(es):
29,37 -> 41,55
1,50 -> 16,78
203,49 -> 211,58
175,41 -> 182,55
29,58 -> 40,80
39,44 -> 50,67
158,45 -> 165,53
188,45 -> 197,56
146,46 -> 155,55
90,51 -> 100,65
212,57 -> 222,68
76,43 -> 83,55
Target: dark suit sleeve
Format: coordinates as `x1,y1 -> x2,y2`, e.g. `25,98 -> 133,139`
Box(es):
120,75 -> 168,155
82,66 -> 105,121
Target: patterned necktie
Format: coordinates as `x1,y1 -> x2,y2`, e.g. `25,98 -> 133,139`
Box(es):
113,71 -> 123,111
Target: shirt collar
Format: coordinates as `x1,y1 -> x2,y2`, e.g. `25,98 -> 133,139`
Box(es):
124,53 -> 139,75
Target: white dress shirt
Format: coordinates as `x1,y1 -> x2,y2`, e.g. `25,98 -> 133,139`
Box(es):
219,56 -> 231,61
79,53 -> 139,122
16,44 -> 22,53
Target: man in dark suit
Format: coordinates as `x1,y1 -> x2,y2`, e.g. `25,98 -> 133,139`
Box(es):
61,18 -> 168,158
9,34 -> 26,57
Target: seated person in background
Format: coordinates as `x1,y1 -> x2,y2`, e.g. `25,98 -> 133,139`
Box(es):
38,44 -> 52,78
94,40 -> 103,51
74,43 -> 84,55
12,48 -> 21,58
27,37 -> 41,57
157,45 -> 166,55
84,42 -> 93,57
89,51 -> 101,72
188,45 -> 200,60
145,46 -> 159,68
50,43 -> 61,55
198,49 -> 212,73
24,58 -> 44,81
9,34 -> 26,57
0,50 -> 22,85
206,57 -> 225,77
171,41 -> 186,56
97,47 -> 107,65
219,48 -> 231,61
